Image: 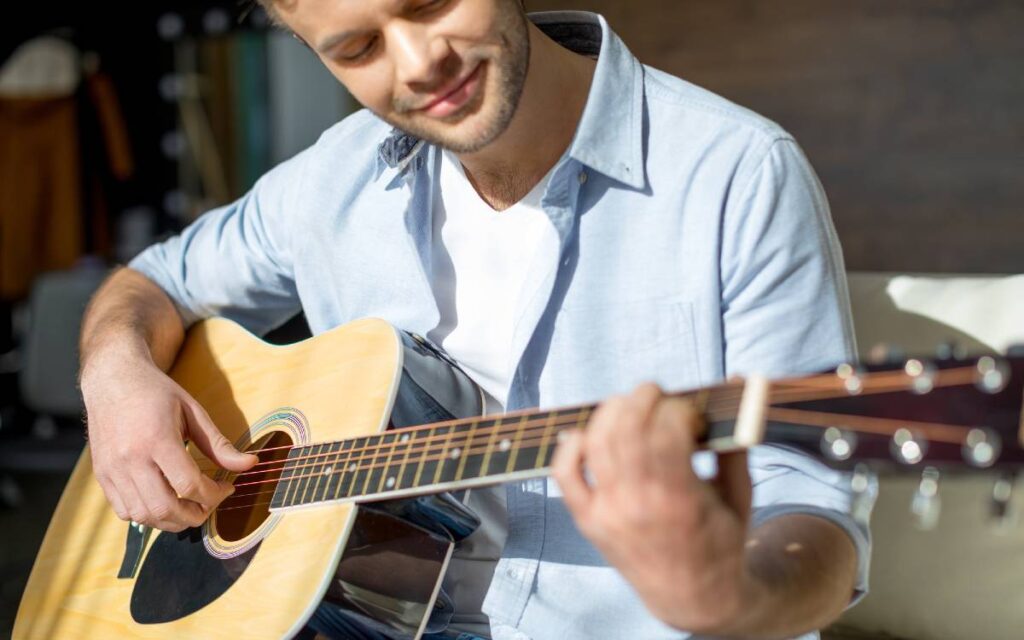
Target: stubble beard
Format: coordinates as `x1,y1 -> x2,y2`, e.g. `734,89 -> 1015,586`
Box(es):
383,3 -> 530,154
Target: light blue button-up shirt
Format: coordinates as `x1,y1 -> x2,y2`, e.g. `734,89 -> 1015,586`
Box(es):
131,11 -> 872,640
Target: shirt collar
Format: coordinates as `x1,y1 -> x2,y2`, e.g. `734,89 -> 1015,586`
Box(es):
376,11 -> 646,190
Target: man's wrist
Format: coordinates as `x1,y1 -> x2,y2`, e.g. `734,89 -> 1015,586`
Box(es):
80,335 -> 156,396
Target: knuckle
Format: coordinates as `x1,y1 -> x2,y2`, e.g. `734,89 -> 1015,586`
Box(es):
175,476 -> 200,498
150,502 -> 174,522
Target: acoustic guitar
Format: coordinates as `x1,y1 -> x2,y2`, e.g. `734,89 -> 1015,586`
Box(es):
13,317 -> 1024,639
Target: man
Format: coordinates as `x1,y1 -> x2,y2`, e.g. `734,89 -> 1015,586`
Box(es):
79,1 -> 872,638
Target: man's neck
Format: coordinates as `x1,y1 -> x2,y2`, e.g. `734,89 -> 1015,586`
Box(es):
457,23 -> 597,211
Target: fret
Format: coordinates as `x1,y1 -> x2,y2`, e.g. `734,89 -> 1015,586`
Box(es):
478,417 -> 503,478
307,442 -> 327,501
271,448 -> 301,509
363,433 -> 393,496
284,446 -> 309,506
453,420 -> 479,481
331,439 -> 355,500
410,426 -> 434,488
505,414 -> 528,474
534,411 -> 559,469
431,425 -> 458,485
394,429 -> 419,490
347,437 -> 371,499
483,417 -> 515,479
376,432 -> 401,493
317,441 -> 344,502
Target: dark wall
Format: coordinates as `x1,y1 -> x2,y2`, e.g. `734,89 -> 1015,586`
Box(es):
529,0 -> 1024,273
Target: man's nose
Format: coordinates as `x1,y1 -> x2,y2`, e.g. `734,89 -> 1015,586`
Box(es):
387,21 -> 451,91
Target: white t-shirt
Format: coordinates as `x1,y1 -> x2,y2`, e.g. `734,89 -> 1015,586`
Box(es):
427,150 -> 558,635
427,150 -> 560,414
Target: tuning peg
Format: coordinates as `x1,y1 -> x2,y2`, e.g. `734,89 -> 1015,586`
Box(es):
963,428 -> 1001,468
891,428 -> 927,465
990,472 -> 1018,531
935,341 -> 968,361
910,467 -> 942,531
850,463 -> 877,523
903,358 -> 937,394
820,427 -> 857,462
975,356 -> 1010,394
835,363 -> 867,395
867,343 -> 906,366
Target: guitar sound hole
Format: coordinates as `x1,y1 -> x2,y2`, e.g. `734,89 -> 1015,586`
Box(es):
214,430 -> 293,542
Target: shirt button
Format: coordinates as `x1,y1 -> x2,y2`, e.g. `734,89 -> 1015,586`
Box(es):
578,170 -> 588,185
506,568 -> 520,580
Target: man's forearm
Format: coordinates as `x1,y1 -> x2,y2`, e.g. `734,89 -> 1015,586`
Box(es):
704,514 -> 859,639
80,267 -> 186,378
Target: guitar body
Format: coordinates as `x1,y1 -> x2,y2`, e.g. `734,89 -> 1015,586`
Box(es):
16,316 -> 1024,639
14,317 -> 483,640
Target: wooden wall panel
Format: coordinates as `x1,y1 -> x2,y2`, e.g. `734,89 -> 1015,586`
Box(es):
528,0 -> 1024,273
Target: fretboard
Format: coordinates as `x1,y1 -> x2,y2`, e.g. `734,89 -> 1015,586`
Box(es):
269,381 -> 755,510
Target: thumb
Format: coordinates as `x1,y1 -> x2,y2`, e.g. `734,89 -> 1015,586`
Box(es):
714,449 -> 752,525
183,402 -> 258,472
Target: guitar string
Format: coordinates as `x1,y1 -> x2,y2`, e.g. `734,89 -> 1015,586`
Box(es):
197,365 -> 979,481
216,402 -> 989,511
211,405 -> 993,514
195,366 -> 916,473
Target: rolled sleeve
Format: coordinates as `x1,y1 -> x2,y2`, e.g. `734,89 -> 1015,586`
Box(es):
129,148 -> 310,335
749,445 -> 877,606
720,136 -> 873,604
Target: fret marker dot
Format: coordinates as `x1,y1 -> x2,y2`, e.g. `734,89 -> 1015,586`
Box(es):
400,434 -> 410,443
385,477 -> 396,488
348,463 -> 357,472
500,439 -> 511,451
323,466 -> 333,475
451,448 -> 461,459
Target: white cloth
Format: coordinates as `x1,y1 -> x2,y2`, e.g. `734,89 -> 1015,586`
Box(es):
426,150 -> 558,636
427,150 -> 560,413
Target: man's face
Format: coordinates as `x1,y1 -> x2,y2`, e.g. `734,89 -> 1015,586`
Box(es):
279,0 -> 530,153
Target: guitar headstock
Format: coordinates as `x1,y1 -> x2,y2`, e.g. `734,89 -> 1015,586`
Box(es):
757,351 -> 1024,472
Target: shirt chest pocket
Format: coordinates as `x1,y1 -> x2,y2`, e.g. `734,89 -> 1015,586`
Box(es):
548,297 -> 703,396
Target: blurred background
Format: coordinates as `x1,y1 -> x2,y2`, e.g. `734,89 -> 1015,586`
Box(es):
0,0 -> 1022,637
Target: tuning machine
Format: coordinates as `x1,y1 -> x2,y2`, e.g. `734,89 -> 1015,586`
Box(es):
850,463 -> 877,524
903,358 -> 937,395
835,363 -> 867,395
866,343 -> 905,366
891,428 -> 927,465
910,467 -> 941,531
935,341 -> 968,361
991,472 -> 1018,531
975,356 -> 1010,394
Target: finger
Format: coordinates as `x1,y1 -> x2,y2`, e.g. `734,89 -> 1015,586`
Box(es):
156,442 -> 234,508
600,384 -> 663,483
184,402 -> 258,473
714,449 -> 752,523
110,470 -> 151,525
134,460 -> 208,531
95,471 -> 131,521
584,395 -> 630,486
551,429 -> 594,523
649,397 -> 702,482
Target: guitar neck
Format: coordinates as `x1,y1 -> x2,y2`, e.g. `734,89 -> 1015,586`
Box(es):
269,353 -> 1024,511
269,380 -> 761,509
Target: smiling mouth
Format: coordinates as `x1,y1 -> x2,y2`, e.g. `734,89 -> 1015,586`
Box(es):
416,63 -> 485,118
